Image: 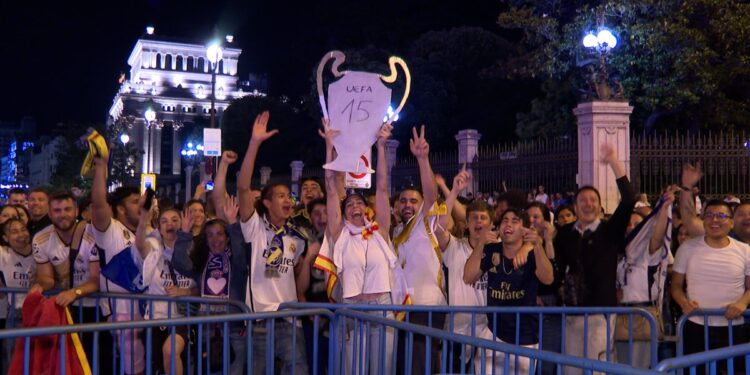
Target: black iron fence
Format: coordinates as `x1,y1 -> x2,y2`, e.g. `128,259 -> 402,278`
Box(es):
631,131 -> 750,201
265,131 -> 750,202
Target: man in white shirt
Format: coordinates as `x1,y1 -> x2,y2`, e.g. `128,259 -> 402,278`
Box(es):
30,190 -> 101,368
392,125 -> 446,374
435,170 -> 494,373
234,111 -> 309,375
90,154 -> 144,375
672,199 -> 750,374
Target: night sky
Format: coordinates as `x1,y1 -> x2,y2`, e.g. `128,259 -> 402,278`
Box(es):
0,1 -> 503,131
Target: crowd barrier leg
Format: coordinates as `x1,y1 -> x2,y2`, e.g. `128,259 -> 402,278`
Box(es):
562,314 -> 615,375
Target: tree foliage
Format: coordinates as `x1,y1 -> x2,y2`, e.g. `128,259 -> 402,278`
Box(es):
499,0 -> 750,136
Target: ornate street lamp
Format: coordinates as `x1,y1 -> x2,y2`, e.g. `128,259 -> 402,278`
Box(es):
206,42 -> 223,129
581,28 -> 624,101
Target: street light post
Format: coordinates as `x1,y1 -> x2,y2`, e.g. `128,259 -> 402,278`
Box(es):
206,43 -> 223,129
180,142 -> 203,203
581,28 -> 620,101
119,133 -> 130,186
144,109 -> 156,174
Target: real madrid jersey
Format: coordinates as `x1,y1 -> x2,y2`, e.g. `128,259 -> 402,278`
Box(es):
241,211 -> 307,312
142,236 -> 196,319
32,223 -> 100,307
0,246 -> 36,309
393,210 -> 447,306
89,218 -> 139,315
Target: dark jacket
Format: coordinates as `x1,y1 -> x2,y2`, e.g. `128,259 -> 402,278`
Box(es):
554,176 -> 636,307
172,222 -> 249,314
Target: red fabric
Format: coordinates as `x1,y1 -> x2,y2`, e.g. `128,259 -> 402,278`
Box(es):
8,291 -> 88,375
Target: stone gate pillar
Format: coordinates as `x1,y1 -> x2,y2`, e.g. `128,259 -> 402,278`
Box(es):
573,101 -> 633,214
455,129 -> 482,196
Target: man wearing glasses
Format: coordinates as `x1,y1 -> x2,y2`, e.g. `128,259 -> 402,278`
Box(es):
672,200 -> 750,374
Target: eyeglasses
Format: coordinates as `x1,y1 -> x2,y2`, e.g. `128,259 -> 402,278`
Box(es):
703,212 -> 732,221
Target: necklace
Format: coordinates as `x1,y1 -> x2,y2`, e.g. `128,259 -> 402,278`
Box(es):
501,256 -> 513,275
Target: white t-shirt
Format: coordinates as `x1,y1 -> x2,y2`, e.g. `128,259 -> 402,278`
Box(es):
534,193 -> 549,205
0,246 -> 36,309
442,235 -> 489,335
618,248 -> 674,304
393,210 -> 446,306
90,218 -> 140,316
673,236 -> 750,326
335,225 -> 392,299
241,212 -> 306,312
32,224 -> 100,307
142,236 -> 197,320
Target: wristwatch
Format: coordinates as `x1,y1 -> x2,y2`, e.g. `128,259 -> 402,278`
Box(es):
74,288 -> 83,297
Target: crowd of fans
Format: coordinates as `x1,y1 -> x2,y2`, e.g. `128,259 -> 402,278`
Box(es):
0,112 -> 747,375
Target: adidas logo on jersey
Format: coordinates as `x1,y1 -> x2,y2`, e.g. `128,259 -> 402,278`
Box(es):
52,256 -> 61,262
14,263 -> 22,268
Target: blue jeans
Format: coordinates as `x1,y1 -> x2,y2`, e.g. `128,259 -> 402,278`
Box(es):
252,319 -> 308,375
343,294 -> 395,375
2,309 -> 20,375
229,326 -> 248,375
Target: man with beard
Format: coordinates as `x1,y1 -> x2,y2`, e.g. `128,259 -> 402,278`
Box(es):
90,152 -> 144,375
30,190 -> 101,367
392,125 -> 445,374
27,188 -> 51,236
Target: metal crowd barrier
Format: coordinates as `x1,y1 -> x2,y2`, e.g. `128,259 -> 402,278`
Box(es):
334,308 -> 661,375
674,309 -> 750,375
655,342 -> 750,374
282,302 -> 660,373
0,308 -> 333,375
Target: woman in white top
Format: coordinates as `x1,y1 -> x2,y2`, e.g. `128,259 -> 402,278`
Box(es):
321,121 -> 398,374
0,218 -> 35,373
136,195 -> 197,375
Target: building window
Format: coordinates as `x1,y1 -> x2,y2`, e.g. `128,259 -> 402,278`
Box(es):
187,56 -> 194,72
176,55 -> 184,71
155,53 -> 162,69
165,54 -> 173,70
197,57 -> 205,72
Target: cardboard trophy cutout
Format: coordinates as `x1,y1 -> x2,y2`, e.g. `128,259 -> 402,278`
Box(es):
317,50 -> 410,173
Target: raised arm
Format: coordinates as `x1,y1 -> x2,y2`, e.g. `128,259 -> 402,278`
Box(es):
436,172 -> 467,231
192,178 -> 209,201
238,111 -> 277,222
91,155 -> 112,232
600,143 -> 636,237
410,125 -> 438,215
437,168 -> 469,251
649,186 -> 677,254
679,163 -> 705,237
135,193 -> 158,259
213,151 -> 238,221
172,208 -> 196,277
375,123 -> 394,240
525,228 -> 554,285
463,230 -> 495,284
320,119 -> 343,243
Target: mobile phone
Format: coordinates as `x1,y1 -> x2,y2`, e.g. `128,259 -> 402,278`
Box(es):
205,181 -> 214,191
144,188 -> 155,210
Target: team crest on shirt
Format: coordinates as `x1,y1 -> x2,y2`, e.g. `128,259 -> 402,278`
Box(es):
123,230 -> 131,240
492,253 -> 501,267
290,243 -> 297,254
